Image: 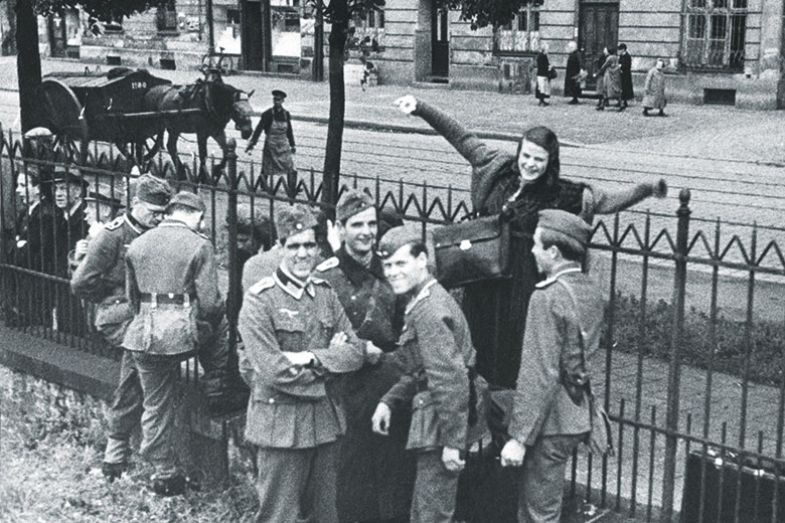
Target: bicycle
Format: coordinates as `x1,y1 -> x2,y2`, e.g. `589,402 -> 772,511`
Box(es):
200,47 -> 237,76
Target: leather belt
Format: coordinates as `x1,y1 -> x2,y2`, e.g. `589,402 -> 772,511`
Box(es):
140,292 -> 195,306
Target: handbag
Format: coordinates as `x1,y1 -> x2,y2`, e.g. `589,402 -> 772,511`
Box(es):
431,211 -> 512,289
548,66 -> 558,80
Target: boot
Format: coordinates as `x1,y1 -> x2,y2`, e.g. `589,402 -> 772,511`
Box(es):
101,461 -> 128,482
151,475 -> 187,497
643,108 -> 650,117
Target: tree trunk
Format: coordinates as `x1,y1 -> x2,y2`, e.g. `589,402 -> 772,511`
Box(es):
320,2 -> 348,214
15,0 -> 42,133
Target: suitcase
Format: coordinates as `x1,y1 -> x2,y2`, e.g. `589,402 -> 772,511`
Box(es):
681,448 -> 785,522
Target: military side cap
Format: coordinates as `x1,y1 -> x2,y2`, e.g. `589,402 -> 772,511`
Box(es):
377,224 -> 422,259
272,89 -> 287,99
134,174 -> 172,209
275,204 -> 317,241
336,189 -> 375,222
168,191 -> 206,214
537,209 -> 592,254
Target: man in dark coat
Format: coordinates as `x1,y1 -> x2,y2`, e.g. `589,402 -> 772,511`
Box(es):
246,89 -> 296,187
564,41 -> 582,104
619,43 -> 634,107
314,189 -> 415,523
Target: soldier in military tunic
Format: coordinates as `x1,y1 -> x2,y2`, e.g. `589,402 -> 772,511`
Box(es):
237,204 -> 367,523
122,191 -> 227,496
314,189 -> 415,523
70,174 -> 171,480
372,226 -> 488,523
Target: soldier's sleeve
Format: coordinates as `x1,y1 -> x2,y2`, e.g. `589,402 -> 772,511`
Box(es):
412,302 -> 470,450
70,228 -> 116,301
309,288 -> 365,373
508,290 -> 566,445
237,289 -> 327,398
381,374 -> 417,412
193,241 -> 225,322
125,253 -> 140,313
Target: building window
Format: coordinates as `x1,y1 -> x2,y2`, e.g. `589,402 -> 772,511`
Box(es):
351,9 -> 386,52
683,0 -> 747,70
157,1 -> 177,32
495,5 -> 540,54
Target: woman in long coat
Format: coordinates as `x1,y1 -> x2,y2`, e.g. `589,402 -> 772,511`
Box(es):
535,43 -> 551,106
642,59 -> 667,116
619,43 -> 634,107
393,95 -> 667,389
595,46 -> 622,110
564,41 -> 582,104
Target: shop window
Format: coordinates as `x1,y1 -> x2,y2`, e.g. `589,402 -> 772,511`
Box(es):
495,5 -> 540,54
157,1 -> 178,33
683,0 -> 746,70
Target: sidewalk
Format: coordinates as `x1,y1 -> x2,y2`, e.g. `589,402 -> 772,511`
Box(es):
1,57 -> 783,164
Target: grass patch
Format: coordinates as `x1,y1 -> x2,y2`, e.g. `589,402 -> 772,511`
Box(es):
612,292 -> 785,386
0,367 -> 258,522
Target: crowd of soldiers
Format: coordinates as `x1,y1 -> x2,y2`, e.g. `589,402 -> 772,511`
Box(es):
2,92 -> 668,522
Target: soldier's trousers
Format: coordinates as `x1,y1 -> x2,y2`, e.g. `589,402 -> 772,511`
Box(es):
103,348 -> 144,465
410,449 -> 461,523
131,351 -> 184,479
517,433 -> 586,523
254,442 -> 339,523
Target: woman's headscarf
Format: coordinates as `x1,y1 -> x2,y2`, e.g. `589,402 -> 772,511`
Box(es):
515,126 -> 561,188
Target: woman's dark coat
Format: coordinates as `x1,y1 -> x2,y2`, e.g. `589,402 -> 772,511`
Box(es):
620,52 -> 634,100
565,50 -> 582,98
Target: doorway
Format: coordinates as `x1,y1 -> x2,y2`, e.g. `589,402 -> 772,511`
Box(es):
242,0 -> 268,71
431,4 -> 449,79
578,1 -> 619,90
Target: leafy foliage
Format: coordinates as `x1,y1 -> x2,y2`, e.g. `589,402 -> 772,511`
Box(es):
34,0 -> 170,18
438,0 -> 543,30
305,0 -> 385,26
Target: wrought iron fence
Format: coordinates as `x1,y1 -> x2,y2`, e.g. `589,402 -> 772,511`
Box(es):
1,130 -> 785,522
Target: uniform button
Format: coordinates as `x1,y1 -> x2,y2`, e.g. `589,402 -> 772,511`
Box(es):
418,399 -> 424,406
268,398 -> 275,404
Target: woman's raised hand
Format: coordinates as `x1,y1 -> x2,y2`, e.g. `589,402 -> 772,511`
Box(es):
393,95 -> 417,115
652,178 -> 668,198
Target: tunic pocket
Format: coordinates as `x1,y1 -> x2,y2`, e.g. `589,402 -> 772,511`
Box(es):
406,389 -> 441,450
274,314 -> 306,353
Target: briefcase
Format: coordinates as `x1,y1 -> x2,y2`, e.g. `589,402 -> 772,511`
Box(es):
431,214 -> 511,289
681,448 -> 785,522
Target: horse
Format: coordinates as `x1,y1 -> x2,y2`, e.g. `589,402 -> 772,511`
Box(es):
142,71 -> 254,182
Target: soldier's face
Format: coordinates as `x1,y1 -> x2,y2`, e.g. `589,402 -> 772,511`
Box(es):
340,207 -> 377,256
282,228 -> 319,280
383,244 -> 428,295
133,199 -> 167,228
236,231 -> 256,255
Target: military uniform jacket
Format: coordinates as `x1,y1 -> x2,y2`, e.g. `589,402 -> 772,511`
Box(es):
508,267 -> 604,445
382,278 -> 486,451
71,213 -> 147,336
237,268 -> 366,449
122,219 -> 224,356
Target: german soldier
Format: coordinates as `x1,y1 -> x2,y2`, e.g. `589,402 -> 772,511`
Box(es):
500,210 -> 603,522
121,191 -> 227,496
71,174 -> 171,480
372,225 -> 488,523
314,189 -> 415,523
237,204 -> 367,523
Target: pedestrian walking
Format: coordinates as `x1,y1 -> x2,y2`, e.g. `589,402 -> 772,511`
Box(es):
371,225 -> 488,523
500,209 -> 603,523
246,89 -> 296,188
642,59 -> 668,117
71,174 -> 172,481
314,189 -> 415,523
618,43 -> 634,107
120,191 -> 231,495
535,43 -> 552,106
564,41 -> 583,105
595,46 -> 622,111
237,204 -> 367,523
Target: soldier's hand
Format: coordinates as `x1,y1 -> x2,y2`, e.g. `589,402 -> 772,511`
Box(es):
329,332 -> 348,350
365,341 -> 383,365
371,402 -> 392,435
281,351 -> 314,366
500,439 -> 526,468
74,239 -> 90,259
442,447 -> 465,472
393,95 -> 417,115
326,219 -> 341,254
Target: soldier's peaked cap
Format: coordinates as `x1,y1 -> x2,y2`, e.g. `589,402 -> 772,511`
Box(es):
377,224 -> 422,259
275,204 -> 318,241
272,89 -> 287,99
134,174 -> 172,208
537,209 -> 592,254
336,189 -> 375,222
168,191 -> 206,214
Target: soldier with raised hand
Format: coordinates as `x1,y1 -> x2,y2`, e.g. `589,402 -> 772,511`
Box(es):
371,225 -> 487,523
314,189 -> 414,523
70,173 -> 171,481
237,204 -> 367,523
499,210 -> 604,523
121,191 -> 227,496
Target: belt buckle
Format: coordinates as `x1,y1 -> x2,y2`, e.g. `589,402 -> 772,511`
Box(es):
150,293 -> 158,309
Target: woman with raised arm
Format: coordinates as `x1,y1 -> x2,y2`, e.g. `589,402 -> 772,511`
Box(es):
393,95 -> 667,388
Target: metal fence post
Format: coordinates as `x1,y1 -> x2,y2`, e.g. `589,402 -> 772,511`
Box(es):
661,188 -> 691,521
225,138 -> 239,352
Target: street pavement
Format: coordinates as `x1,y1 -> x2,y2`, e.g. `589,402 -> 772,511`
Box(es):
2,56 -> 785,519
